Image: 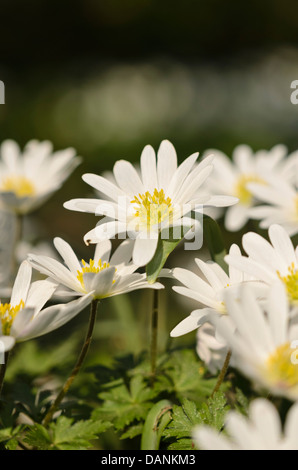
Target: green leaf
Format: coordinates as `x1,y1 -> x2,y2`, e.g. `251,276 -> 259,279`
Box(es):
51,416 -> 111,450
156,349 -> 217,402
163,392 -> 230,450
93,374 -> 159,430
146,226 -> 191,283
24,417 -> 111,450
24,423 -> 52,450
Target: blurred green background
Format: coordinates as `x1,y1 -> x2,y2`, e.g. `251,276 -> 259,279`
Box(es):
1,1 -> 298,446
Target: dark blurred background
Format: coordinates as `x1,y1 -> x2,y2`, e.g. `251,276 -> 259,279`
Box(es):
1,0 -> 298,366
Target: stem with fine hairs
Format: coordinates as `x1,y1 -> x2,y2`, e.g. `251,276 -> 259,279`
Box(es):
42,299 -> 99,426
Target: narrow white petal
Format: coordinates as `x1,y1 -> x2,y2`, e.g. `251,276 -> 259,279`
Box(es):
249,399 -> 281,447
170,309 -> 209,337
54,237 -> 81,274
10,261 -> 32,307
166,152 -> 199,199
113,160 -> 144,197
26,279 -> 58,312
0,335 -> 16,352
157,140 -> 177,192
109,239 -> 134,266
94,240 -> 112,264
17,294 -> 93,341
82,173 -> 126,201
225,204 -> 249,232
132,235 -> 158,266
268,224 -> 297,267
140,145 -> 158,192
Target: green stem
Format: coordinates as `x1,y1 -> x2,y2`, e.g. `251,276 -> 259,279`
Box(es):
150,289 -> 159,385
42,299 -> 99,426
211,349 -> 231,397
141,399 -> 172,450
0,351 -> 10,399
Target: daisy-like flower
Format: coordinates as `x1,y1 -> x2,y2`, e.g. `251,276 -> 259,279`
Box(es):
193,398 -> 298,450
202,144 -> 295,231
210,282 -> 298,401
28,238 -> 164,300
64,140 -> 238,266
170,244 -> 264,338
0,139 -> 81,215
248,176 -> 298,236
0,261 -> 92,352
225,224 -> 298,309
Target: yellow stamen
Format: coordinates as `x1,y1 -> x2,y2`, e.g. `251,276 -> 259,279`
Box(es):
0,300 -> 25,336
2,176 -> 35,197
77,259 -> 113,290
131,188 -> 173,228
234,175 -> 266,205
266,342 -> 298,389
277,263 -> 298,304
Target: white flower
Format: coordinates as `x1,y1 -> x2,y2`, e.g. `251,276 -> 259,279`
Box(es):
202,144 -> 294,231
170,244 -> 264,337
28,238 -> 164,299
210,282 -> 298,401
193,398 -> 298,450
225,224 -> 298,309
248,176 -> 298,236
0,139 -> 81,214
196,322 -> 230,375
64,140 -> 238,266
0,261 -> 92,352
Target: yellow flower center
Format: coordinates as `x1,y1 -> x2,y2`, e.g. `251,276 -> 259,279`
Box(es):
2,176 -> 35,197
131,189 -> 173,229
0,300 -> 25,336
266,342 -> 298,389
234,175 -> 266,205
77,259 -> 112,290
277,263 -> 298,304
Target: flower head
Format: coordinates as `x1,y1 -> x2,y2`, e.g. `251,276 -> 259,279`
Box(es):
28,238 -> 164,300
211,282 -> 298,401
0,261 -> 92,352
202,144 -> 295,231
0,139 -> 81,214
64,140 -> 237,266
225,224 -> 298,309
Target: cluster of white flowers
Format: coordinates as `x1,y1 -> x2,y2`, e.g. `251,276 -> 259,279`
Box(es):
0,137 -> 298,450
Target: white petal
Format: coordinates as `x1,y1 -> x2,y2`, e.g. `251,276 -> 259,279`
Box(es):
170,309 -> 209,337
82,173 -> 126,201
84,267 -> 116,297
26,279 -> 58,312
249,399 -> 281,447
166,152 -> 199,199
0,335 -> 16,353
225,204 -> 249,232
132,234 -> 158,266
10,261 -> 32,307
140,144 -> 158,192
113,160 -> 144,197
17,294 -> 93,341
109,239 -> 134,266
94,240 -> 112,264
193,426 -> 233,450
54,237 -> 81,274
157,140 -> 177,192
